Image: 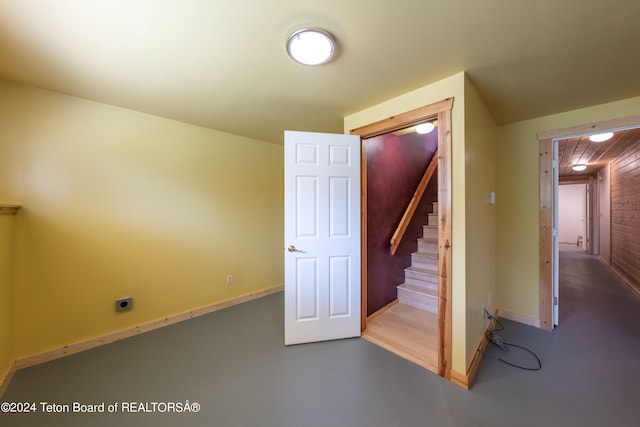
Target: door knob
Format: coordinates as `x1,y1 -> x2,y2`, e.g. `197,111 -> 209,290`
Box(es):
287,245 -> 304,253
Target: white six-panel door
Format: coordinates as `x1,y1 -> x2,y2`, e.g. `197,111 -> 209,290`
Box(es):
284,131 -> 361,345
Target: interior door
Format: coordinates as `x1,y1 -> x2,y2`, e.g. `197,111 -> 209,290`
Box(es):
284,130 -> 361,345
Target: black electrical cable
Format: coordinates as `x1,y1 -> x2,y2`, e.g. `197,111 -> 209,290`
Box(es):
496,342 -> 542,371
484,308 -> 542,371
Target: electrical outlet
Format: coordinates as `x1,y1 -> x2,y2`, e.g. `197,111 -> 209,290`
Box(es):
481,304 -> 486,318
226,274 -> 233,285
116,296 -> 133,312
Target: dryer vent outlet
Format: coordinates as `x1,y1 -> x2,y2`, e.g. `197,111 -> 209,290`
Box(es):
116,297 -> 133,312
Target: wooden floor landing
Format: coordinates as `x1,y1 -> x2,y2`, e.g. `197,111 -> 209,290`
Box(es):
361,301 -> 438,373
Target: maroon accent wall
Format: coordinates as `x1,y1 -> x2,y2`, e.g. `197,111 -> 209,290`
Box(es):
365,131 -> 438,315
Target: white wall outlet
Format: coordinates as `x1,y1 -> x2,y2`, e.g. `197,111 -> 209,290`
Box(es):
226,274 -> 233,285
488,192 -> 496,205
481,304 -> 486,318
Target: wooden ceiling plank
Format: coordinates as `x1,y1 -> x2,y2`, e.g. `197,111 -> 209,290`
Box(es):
559,138 -> 579,176
589,129 -> 628,166
558,127 -> 640,178
570,137 -> 590,166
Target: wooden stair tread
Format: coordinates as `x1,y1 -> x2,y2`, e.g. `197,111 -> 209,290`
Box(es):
398,283 -> 438,297
405,265 -> 438,276
416,244 -> 438,254
395,198 -> 440,314
418,237 -> 438,243
413,251 -> 437,259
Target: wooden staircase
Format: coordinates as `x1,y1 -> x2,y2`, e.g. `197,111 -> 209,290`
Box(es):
396,201 -> 438,313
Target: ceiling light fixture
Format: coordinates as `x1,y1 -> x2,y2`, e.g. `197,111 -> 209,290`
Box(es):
416,122 -> 435,134
572,164 -> 587,172
286,28 -> 336,66
589,132 -> 614,142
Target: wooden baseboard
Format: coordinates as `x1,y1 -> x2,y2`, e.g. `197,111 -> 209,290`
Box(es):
610,265 -> 640,301
365,299 -> 399,322
0,361 -> 16,399
449,369 -> 469,389
15,285 -> 283,370
450,310 -> 499,390
497,309 -> 541,328
598,256 -> 611,268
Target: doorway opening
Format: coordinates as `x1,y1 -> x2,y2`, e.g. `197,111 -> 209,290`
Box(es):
558,183 -> 590,254
538,115 -> 640,330
350,98 -> 453,379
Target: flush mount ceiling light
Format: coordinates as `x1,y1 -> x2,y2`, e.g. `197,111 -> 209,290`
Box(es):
589,132 -> 614,142
286,28 -> 336,66
572,164 -> 587,172
416,122 -> 435,134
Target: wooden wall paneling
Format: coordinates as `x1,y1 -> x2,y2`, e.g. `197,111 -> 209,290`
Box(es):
610,142 -> 640,291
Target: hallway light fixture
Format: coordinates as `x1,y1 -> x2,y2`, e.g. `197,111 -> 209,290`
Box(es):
286,28 -> 336,66
416,122 -> 435,134
589,132 -> 614,142
572,164 -> 587,171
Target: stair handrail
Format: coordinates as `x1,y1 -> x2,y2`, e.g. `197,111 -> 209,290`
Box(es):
390,149 -> 438,255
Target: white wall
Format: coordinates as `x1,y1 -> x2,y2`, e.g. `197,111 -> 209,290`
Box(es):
598,165 -> 611,264
559,184 -> 587,247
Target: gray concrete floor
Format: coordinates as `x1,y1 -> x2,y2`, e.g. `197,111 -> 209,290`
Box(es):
2,251 -> 640,427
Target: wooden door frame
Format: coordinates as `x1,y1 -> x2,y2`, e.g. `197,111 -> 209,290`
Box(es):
538,114 -> 640,331
350,97 -> 454,379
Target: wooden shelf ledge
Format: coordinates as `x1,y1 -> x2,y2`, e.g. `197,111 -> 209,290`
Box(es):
0,204 -> 21,215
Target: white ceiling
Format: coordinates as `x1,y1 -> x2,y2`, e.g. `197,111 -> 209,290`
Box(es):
1,0 -> 639,144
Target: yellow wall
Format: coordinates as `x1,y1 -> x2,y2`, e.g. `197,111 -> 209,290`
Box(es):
495,95 -> 640,319
0,214 -> 15,379
344,72 -> 469,373
0,81 -> 284,358
5,66 -> 637,378
463,76 -> 498,367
